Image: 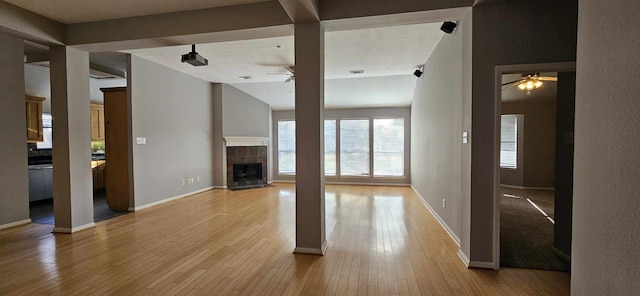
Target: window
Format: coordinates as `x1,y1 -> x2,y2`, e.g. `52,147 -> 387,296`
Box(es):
373,118 -> 404,176
340,119 -> 369,176
278,120 -> 296,174
500,115 -> 518,169
325,120 -> 336,176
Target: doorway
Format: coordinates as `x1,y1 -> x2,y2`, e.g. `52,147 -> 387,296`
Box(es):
493,62 -> 575,271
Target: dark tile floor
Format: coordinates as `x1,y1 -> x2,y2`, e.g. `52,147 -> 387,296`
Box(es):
30,192 -> 129,225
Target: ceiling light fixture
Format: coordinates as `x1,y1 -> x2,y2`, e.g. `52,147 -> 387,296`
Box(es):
517,74 -> 544,95
349,70 -> 364,74
414,65 -> 424,78
239,76 -> 253,80
181,44 -> 208,66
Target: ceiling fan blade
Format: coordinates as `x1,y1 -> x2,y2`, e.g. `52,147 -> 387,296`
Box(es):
501,79 -> 521,87
538,77 -> 558,82
285,66 -> 295,74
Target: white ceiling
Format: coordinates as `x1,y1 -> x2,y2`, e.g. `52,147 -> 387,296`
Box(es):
125,23 -> 444,109
5,0 -> 268,23
501,72 -> 558,103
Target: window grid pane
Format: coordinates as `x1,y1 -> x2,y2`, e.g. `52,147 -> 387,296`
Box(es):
500,115 -> 518,168
373,118 -> 404,176
278,121 -> 296,174
325,120 -> 336,176
340,119 -> 370,176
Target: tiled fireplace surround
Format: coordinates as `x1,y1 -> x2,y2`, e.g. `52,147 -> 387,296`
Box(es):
225,137 -> 269,189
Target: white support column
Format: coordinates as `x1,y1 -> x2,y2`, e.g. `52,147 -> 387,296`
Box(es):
50,46 -> 95,233
294,22 -> 327,255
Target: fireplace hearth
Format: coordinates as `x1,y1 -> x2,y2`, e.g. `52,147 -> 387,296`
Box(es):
233,163 -> 263,183
226,145 -> 268,189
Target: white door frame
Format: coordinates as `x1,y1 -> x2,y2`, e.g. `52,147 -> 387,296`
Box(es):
492,61 -> 576,270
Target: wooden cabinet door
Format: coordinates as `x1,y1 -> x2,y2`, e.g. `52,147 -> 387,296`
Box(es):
90,104 -> 105,141
25,96 -> 45,142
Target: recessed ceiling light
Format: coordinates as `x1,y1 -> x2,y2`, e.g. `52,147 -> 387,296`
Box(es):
239,76 -> 253,80
349,70 -> 364,74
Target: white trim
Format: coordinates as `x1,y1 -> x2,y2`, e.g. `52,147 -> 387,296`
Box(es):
129,186 -> 214,211
458,249 -> 470,267
212,186 -> 227,189
272,180 -> 295,183
53,222 -> 96,234
271,180 -> 410,187
0,219 -> 31,230
552,247 -> 571,262
500,184 -> 554,191
494,61 -> 577,271
224,137 -> 269,147
469,261 -> 495,269
294,240 -> 328,255
410,185 -> 461,246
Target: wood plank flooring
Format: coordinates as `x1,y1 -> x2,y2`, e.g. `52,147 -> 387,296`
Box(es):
0,184 -> 570,295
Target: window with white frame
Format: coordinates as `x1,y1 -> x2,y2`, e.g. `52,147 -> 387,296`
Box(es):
278,120 -> 296,174
373,118 -> 404,176
325,119 -> 337,176
500,115 -> 518,169
340,119 -> 370,176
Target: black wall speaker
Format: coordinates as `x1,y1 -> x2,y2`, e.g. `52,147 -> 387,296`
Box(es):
440,21 -> 457,34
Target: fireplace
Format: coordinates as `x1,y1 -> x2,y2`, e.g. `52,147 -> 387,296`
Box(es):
225,143 -> 268,189
233,163 -> 263,182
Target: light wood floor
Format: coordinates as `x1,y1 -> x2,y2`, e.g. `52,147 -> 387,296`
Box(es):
0,184 -> 570,295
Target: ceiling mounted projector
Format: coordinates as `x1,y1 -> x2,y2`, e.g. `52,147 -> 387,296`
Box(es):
181,44 -> 208,66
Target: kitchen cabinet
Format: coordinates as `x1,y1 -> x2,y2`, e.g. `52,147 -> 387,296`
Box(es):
28,166 -> 53,202
90,104 -> 105,141
26,95 -> 45,142
92,160 -> 106,191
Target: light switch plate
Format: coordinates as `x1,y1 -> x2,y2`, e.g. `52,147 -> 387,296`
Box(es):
136,137 -> 147,145
462,131 -> 468,144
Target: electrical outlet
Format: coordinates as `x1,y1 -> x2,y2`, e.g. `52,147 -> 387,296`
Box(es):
181,179 -> 185,186
442,199 -> 446,208
196,176 -> 200,182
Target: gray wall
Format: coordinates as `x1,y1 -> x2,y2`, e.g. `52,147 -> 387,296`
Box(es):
25,63 -> 126,113
129,56 -> 214,207
501,101 -> 556,188
221,84 -> 270,137
211,84 -> 272,188
273,107 -> 411,185
471,0 -> 577,263
572,0 -> 640,294
410,14 -> 464,242
0,32 -> 29,227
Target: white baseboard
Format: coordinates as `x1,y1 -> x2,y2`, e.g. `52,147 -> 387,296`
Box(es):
469,261 -> 495,269
0,219 -> 31,230
129,186 -> 214,211
212,186 -> 227,189
272,180 -> 295,183
458,249 -> 470,267
410,185 -> 461,247
53,222 -> 96,234
294,241 -> 328,255
552,247 -> 571,262
500,184 -> 554,191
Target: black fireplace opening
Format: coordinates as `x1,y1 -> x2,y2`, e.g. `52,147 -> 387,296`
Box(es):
233,163 -> 263,182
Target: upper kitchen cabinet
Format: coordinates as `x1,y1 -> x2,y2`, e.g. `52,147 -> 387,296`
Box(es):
91,104 -> 105,141
25,95 -> 45,142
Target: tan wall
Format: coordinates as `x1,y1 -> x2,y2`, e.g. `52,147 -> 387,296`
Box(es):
572,0 -> 640,294
501,100 -> 556,188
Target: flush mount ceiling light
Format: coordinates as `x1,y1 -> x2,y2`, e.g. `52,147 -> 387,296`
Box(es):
239,76 -> 253,80
181,44 -> 208,66
502,73 -> 558,95
349,70 -> 364,74
414,65 -> 424,77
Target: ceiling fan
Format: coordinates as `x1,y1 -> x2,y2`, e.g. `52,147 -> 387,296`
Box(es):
502,73 -> 557,95
267,66 -> 295,82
